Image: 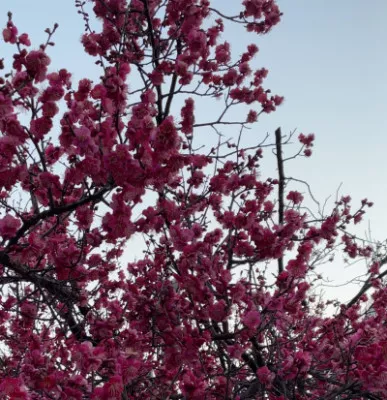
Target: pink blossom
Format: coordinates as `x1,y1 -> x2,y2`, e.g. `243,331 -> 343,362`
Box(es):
0,214 -> 21,239
247,110 -> 258,123
223,68 -> 239,86
181,97 -> 195,134
209,300 -> 228,322
18,33 -> 31,46
25,50 -> 51,82
242,310 -> 261,330
3,22 -> 18,44
287,190 -> 304,204
215,42 -> 231,64
257,366 -> 275,385
30,117 -> 52,140
0,2 -> 384,399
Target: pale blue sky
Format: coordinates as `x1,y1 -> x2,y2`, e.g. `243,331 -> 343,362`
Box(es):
1,1 -> 386,302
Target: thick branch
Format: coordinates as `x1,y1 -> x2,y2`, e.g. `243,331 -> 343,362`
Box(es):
0,253 -> 76,304
275,127 -> 285,274
7,184 -> 112,249
0,253 -> 96,343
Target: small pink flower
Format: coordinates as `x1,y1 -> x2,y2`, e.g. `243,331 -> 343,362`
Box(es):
287,191 -> 303,204
304,148 -> 312,157
223,69 -> 238,86
242,310 -> 261,330
257,366 -> 275,385
105,375 -> 123,398
149,69 -> 164,86
209,300 -> 228,322
42,102 -> 59,117
18,33 -> 31,46
247,110 -> 258,123
181,97 -> 195,134
298,133 -> 315,146
0,214 -> 21,239
215,42 -> 231,64
3,23 -> 18,44
30,117 -> 52,140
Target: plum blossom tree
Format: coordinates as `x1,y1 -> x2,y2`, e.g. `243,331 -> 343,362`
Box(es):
0,0 -> 386,399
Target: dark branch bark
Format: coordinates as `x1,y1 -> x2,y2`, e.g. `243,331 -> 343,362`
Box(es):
0,252 -> 96,343
6,184 -> 112,248
347,267 -> 387,308
275,127 -> 285,274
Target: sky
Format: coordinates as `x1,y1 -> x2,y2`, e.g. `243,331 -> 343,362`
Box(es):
0,0 -> 386,304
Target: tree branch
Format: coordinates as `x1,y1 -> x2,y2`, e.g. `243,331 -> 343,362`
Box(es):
275,127 -> 285,274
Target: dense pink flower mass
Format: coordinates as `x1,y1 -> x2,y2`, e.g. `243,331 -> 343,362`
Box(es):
0,1 -> 385,399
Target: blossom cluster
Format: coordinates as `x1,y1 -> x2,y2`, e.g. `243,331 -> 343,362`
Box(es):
0,1 -> 385,399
